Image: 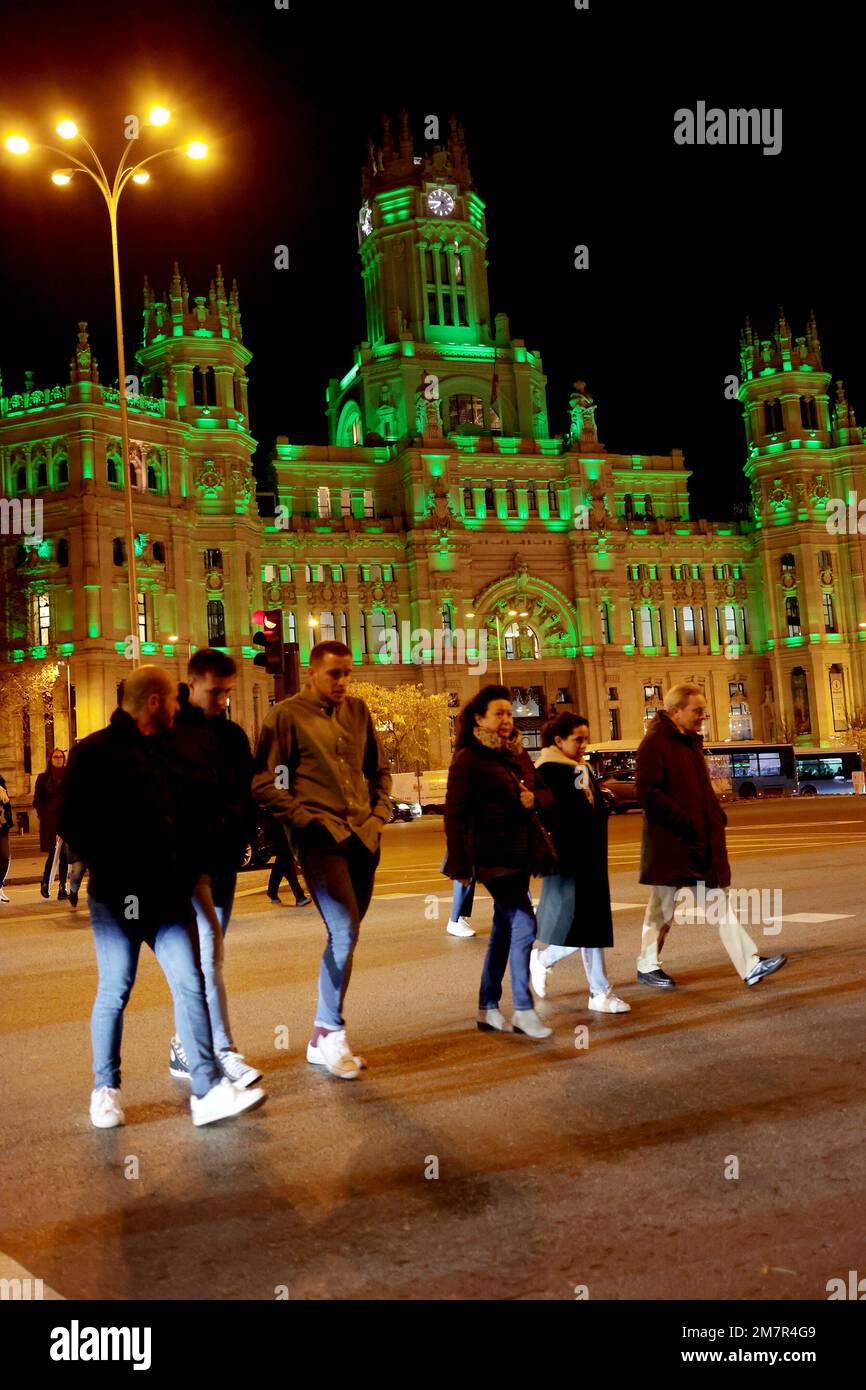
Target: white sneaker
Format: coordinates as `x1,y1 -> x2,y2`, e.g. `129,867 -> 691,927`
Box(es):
306,1034 -> 366,1073
90,1085 -> 125,1129
529,949 -> 550,998
511,1007 -> 554,1039
477,1007 -> 514,1032
307,1029 -> 363,1079
190,1076 -> 267,1126
588,991 -> 631,1014
446,917 -> 476,938
0,890 -> 9,903
218,1049 -> 263,1088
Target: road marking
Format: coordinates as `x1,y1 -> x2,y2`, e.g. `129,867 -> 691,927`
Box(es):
776,912 -> 854,924
610,901 -> 644,911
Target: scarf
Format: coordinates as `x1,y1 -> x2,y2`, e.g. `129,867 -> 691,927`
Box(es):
535,744 -> 593,803
473,725 -> 524,756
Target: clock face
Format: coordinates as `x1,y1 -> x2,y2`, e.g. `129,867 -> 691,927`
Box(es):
426,187 -> 455,218
359,202 -> 373,238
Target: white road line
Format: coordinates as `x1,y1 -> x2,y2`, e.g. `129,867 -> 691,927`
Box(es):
777,912 -> 855,924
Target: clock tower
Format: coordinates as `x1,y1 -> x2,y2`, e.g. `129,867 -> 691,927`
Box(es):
328,111 -> 549,445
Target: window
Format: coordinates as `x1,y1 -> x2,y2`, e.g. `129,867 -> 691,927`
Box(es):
360,610 -> 368,656
800,396 -> 818,429
306,564 -> 323,582
192,366 -> 216,407
723,605 -> 738,642
670,564 -> 682,580
441,604 -> 453,633
35,460 -> 48,489
153,541 -> 165,565
368,610 -> 387,657
692,565 -> 702,580
600,603 -> 612,644
740,608 -> 749,645
823,592 -> 837,633
319,611 -> 336,642
506,481 -> 517,514
639,606 -> 655,646
137,592 -> 150,644
286,611 -> 297,643
463,486 -> 473,514
608,708 -> 621,740
448,395 -> 484,431
630,609 -> 638,644
786,595 -> 801,637
262,564 -> 277,582
765,398 -> 784,433
204,549 -> 223,572
624,493 -> 634,523
791,666 -> 812,735
644,684 -> 662,702
331,565 -> 344,582
147,462 -> 159,492
207,599 -> 226,645
340,611 -> 349,645
682,606 -> 697,645
56,456 -> 69,486
280,564 -> 292,581
780,553 -> 796,577
699,607 -> 708,643
363,489 -> 375,518
341,489 -> 352,517
15,463 -> 27,492
317,487 -> 331,519
556,687 -> 570,704
527,483 -> 538,514
714,564 -> 733,580
112,538 -> 124,566
484,481 -> 495,514
503,623 -> 539,659
818,550 -> 831,570
31,593 -> 51,646
57,539 -> 69,567
608,687 -> 619,701
547,481 -> 559,517
107,455 -> 121,486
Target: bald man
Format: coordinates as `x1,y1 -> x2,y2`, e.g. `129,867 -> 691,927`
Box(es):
59,665 -> 266,1129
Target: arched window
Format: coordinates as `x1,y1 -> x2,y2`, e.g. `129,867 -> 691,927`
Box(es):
448,394 -> 484,431
823,593 -> 837,633
547,481 -> 559,517
463,486 -> 473,515
441,604 -> 453,633
527,482 -> 538,514
503,622 -> 540,660
112,538 -> 124,566
193,366 -> 217,407
800,396 -> 818,430
207,599 -> 226,645
505,481 -> 517,514
152,541 -> 166,565
57,539 -> 70,567
319,611 -> 337,642
644,494 -> 654,519
600,603 -> 612,644
107,454 -> 121,486
785,596 -> 801,636
484,481 -> 495,513
624,493 -> 634,523
233,376 -> 243,411
36,460 -> 48,490
56,456 -> 69,486
368,609 -> 387,657
147,460 -> 160,493
15,464 -> 27,492
780,553 -> 796,577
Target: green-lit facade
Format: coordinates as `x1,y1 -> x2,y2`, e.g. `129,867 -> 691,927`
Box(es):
1,114 -> 864,792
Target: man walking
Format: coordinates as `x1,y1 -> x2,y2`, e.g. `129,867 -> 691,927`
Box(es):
168,649 -> 263,1090
635,683 -> 787,990
59,665 -> 266,1128
252,641 -> 392,1079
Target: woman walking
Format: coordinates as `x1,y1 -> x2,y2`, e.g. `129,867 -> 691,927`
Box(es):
530,713 -> 630,1013
446,876 -> 476,938
33,748 -> 69,900
0,774 -> 13,904
442,685 -> 552,1039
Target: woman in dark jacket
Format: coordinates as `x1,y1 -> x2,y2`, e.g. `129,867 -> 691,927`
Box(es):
33,748 -> 69,899
442,685 -> 553,1039
0,773 -> 13,903
530,713 -> 630,1013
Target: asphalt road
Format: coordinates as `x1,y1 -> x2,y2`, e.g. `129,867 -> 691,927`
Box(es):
1,798 -> 864,1301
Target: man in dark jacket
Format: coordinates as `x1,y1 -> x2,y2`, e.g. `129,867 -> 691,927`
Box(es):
59,665 -> 266,1129
636,683 -> 786,990
167,649 -> 262,1090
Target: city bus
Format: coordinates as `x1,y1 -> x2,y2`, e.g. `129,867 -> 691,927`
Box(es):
794,748 -> 863,795
587,741 -> 800,806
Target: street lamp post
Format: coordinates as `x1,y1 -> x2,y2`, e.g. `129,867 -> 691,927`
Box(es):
5,112 -> 208,669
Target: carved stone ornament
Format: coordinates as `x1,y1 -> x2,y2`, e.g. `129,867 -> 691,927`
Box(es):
195,460 -> 224,494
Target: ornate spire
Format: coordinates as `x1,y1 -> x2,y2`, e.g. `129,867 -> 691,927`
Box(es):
399,108 -> 414,160
382,113 -> 395,164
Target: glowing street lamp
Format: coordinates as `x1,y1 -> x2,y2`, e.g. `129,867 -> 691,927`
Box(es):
4,107 -> 209,668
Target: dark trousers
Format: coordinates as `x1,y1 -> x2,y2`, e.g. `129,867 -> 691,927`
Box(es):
479,872 -> 536,1012
42,844 -> 68,888
0,831 -> 10,888
298,831 -> 379,1029
268,849 -> 305,901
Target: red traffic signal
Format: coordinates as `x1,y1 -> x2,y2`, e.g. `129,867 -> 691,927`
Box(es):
253,609 -> 284,675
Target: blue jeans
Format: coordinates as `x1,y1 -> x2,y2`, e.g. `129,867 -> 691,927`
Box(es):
298,831 -> 379,1031
451,877 -> 476,922
88,898 -> 222,1098
479,873 -> 537,1012
173,872 -> 236,1054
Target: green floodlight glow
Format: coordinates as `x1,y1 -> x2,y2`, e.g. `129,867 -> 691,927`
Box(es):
11,650 -> 24,663
826,633 -> 842,643
582,644 -> 595,657
58,643 -> 74,656
114,640 -> 126,653
29,646 -> 47,659
785,636 -> 805,647
718,528 -> 732,536
623,643 -> 635,655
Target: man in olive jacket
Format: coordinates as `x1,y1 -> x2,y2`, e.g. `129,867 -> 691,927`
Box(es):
635,683 -> 786,990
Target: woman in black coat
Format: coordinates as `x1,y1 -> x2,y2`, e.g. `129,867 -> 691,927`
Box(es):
0,773 -> 13,903
33,748 -> 69,899
530,713 -> 630,1013
442,685 -> 553,1039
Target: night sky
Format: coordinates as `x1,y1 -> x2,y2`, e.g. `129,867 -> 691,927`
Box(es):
0,0 -> 860,519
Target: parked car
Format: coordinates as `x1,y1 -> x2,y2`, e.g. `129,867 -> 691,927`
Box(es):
240,816 -> 276,870
599,774 -> 639,814
389,798 -> 418,823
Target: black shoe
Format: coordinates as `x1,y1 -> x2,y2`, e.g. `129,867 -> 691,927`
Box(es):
68,888 -> 79,909
40,883 -> 50,900
294,895 -> 313,907
637,967 -> 676,989
57,886 -> 68,901
169,1035 -> 191,1080
267,894 -> 281,904
744,954 -> 787,987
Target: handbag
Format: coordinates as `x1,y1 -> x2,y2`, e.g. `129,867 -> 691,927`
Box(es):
505,764 -> 559,877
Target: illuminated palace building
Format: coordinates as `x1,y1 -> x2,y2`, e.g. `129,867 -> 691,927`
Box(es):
1,113 -> 865,790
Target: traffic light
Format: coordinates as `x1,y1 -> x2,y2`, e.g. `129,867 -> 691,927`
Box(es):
252,610 -> 284,675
